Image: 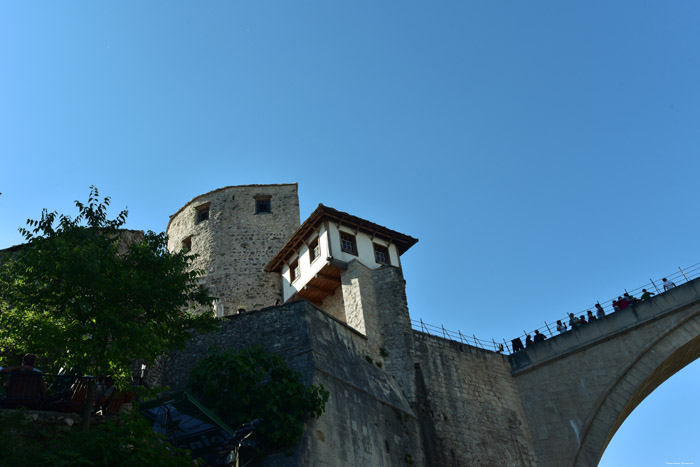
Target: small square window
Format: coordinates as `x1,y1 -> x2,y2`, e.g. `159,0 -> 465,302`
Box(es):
374,244 -> 390,265
309,238 -> 320,263
182,236 -> 192,252
255,198 -> 271,214
340,233 -> 357,256
195,204 -> 210,223
290,259 -> 300,283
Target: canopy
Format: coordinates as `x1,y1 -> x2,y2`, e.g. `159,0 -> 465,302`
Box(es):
140,391 -> 235,465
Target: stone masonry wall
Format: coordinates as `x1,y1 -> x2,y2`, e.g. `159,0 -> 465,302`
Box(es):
166,184 -> 300,315
411,333 -> 539,467
340,260 -> 377,337
319,285 -> 346,322
370,266 -> 418,404
158,300 -> 424,467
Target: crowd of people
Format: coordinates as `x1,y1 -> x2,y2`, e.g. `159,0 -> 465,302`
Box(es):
510,278 -> 678,352
0,354 -> 131,415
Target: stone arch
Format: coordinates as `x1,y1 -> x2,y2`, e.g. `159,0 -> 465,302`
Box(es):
573,308 -> 700,466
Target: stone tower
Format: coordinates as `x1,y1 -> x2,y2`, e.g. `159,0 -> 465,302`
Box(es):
166,184 -> 300,315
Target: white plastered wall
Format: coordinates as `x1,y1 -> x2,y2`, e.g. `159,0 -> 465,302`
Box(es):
328,222 -> 400,269
281,224 -> 331,301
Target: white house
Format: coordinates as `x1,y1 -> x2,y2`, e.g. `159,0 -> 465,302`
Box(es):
264,204 -> 418,315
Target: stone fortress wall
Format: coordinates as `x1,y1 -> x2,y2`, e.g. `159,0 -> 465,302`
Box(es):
156,183 -> 540,467
166,184 -> 300,315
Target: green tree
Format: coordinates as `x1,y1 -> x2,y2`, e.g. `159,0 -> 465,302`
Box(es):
187,345 -> 329,456
0,187 -> 215,383
0,411 -> 199,466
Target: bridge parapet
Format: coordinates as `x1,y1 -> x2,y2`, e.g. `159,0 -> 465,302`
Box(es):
509,276 -> 700,375
510,276 -> 700,466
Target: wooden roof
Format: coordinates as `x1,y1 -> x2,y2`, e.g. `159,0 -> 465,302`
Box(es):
264,204 -> 418,273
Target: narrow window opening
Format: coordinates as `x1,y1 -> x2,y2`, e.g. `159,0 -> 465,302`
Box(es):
309,238 -> 321,263
340,233 -> 357,256
195,203 -> 210,223
182,236 -> 193,252
255,196 -> 271,214
290,259 -> 300,283
374,244 -> 390,265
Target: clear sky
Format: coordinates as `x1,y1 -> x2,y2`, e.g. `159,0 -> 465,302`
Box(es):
2,2 -> 700,465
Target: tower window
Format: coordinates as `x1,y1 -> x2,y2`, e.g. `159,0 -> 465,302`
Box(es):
340,233 -> 357,256
182,236 -> 192,252
255,197 -> 271,214
374,244 -> 390,265
309,238 -> 321,263
195,203 -> 210,223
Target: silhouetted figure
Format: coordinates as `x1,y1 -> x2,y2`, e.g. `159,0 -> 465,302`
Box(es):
624,292 -> 638,304
595,303 -> 605,318
569,313 -> 580,328
640,289 -> 654,301
525,335 -> 533,348
587,310 -> 596,322
616,296 -> 629,310
533,330 -> 546,343
511,338 -> 525,352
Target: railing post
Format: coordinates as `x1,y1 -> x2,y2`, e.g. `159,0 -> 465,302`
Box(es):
420,318 -> 427,333
442,325 -> 447,339
650,279 -> 660,293
503,339 -> 511,354
544,321 -> 553,337
458,330 -> 465,344
679,267 -> 690,283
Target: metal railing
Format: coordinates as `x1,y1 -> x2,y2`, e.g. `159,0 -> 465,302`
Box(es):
411,318 -> 506,353
411,261 -> 700,356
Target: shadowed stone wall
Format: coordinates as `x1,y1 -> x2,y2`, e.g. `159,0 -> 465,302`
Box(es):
158,300 -> 423,467
411,333 -> 539,466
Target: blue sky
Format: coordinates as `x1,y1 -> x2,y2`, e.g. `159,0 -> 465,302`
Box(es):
2,2 -> 700,465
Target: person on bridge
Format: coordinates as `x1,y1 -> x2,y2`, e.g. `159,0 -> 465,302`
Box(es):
533,330 -> 546,343
579,315 -> 587,325
616,296 -> 629,310
511,337 -> 525,352
624,292 -> 638,304
568,313 -> 580,328
525,335 -> 533,348
662,278 -> 677,291
640,289 -> 655,301
586,310 -> 596,322
595,303 -> 605,318
556,320 -> 567,334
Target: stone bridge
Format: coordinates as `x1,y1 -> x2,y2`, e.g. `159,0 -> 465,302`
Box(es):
510,277 -> 700,466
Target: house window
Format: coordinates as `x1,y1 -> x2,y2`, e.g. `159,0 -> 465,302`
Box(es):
255,197 -> 271,214
195,203 -> 210,223
182,236 -> 192,252
309,238 -> 321,263
290,259 -> 300,283
340,233 -> 357,256
374,244 -> 390,265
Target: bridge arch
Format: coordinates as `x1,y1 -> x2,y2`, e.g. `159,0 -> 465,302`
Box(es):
510,278 -> 700,466
573,309 -> 700,466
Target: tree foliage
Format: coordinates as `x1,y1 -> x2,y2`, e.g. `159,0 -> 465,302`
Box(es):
0,187 -> 215,382
0,411 -> 199,466
187,345 -> 329,455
